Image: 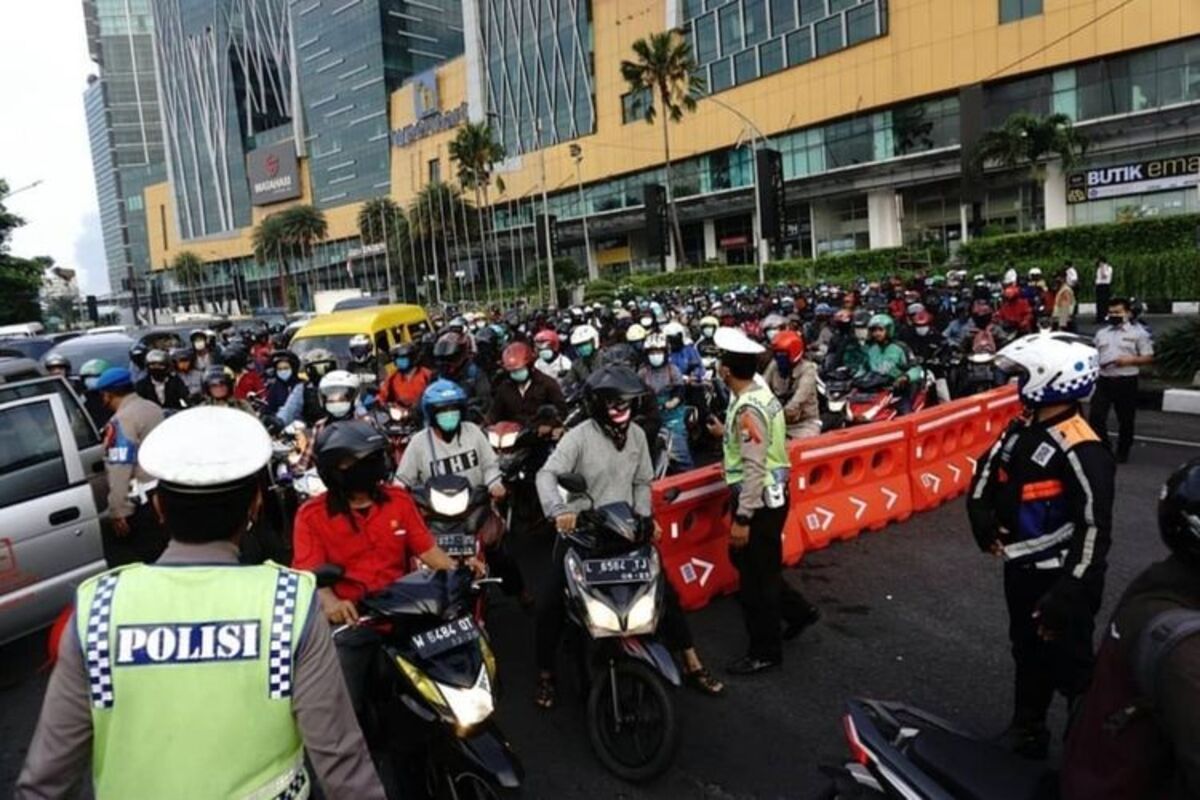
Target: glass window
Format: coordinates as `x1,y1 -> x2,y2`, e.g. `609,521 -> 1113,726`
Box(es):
0,401 -> 68,509
734,48 -> 758,84
1000,0 -> 1042,23
719,4 -> 743,56
787,26 -> 812,66
760,37 -> 785,76
695,13 -> 718,63
709,57 -> 733,91
622,88 -> 652,123
830,0 -> 857,11
799,0 -> 826,25
684,0 -> 705,18
815,16 -> 844,56
824,117 -> 873,168
846,5 -> 877,45
744,0 -> 767,46
770,0 -> 795,35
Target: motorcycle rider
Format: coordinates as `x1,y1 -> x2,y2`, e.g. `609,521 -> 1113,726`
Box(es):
347,334 -> 379,401
858,314 -> 924,414
564,323 -> 601,391
264,350 -> 304,423
222,345 -> 266,404
900,309 -> 941,362
189,328 -> 219,370
997,284 -> 1035,335
376,341 -> 432,413
967,331 -> 1114,759
533,365 -> 725,709
300,348 -> 339,425
134,348 -> 189,410
663,321 -> 705,383
43,353 -> 72,382
533,329 -> 572,384
824,309 -> 865,373
433,330 -> 491,419
1061,457 -> 1200,798
696,315 -> 720,359
171,347 -> 203,402
201,366 -> 257,414
763,330 -> 820,440
488,341 -> 567,428
640,332 -> 693,472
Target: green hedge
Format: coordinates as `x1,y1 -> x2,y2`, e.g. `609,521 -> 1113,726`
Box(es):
958,214 -> 1200,265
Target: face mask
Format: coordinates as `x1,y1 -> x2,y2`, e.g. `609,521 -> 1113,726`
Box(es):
1107,314 -> 1125,327
607,403 -> 632,426
341,453 -> 385,493
149,368 -> 168,381
640,316 -> 653,328
774,354 -> 791,373
855,328 -> 869,342
915,326 -> 930,336
509,368 -> 529,384
576,343 -> 594,358
84,377 -> 99,391
435,409 -> 462,433
193,340 -> 207,352
276,368 -> 292,382
701,327 -> 715,339
394,357 -> 411,372
648,352 -> 666,368
326,400 -> 352,418
539,349 -> 554,362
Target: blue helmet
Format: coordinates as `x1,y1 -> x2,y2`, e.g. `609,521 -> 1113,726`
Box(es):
421,379 -> 467,419
94,367 -> 134,392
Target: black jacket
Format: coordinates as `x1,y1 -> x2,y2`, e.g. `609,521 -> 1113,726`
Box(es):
134,374 -> 191,410
487,370 -> 567,428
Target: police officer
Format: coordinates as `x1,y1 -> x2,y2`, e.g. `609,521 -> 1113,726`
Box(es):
968,331 -> 1115,759
15,406 -> 385,799
1061,457 -> 1200,798
1090,297 -> 1154,464
706,328 -> 819,675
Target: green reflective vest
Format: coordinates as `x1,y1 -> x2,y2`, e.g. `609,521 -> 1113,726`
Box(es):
75,562 -> 316,800
722,382 -> 790,487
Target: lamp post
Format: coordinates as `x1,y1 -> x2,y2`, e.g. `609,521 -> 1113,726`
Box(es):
569,143 -> 596,281
703,94 -> 770,285
536,120 -> 557,305
0,179 -> 44,199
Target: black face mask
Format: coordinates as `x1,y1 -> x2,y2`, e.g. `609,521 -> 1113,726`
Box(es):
1107,314 -> 1125,327
339,452 -> 388,493
148,368 -> 169,381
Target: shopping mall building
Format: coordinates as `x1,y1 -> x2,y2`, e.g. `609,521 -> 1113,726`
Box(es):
126,0 -> 1200,309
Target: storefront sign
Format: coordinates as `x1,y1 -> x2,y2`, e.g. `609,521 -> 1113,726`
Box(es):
247,142 -> 302,206
719,235 -> 750,248
1067,154 -> 1200,204
391,103 -> 469,148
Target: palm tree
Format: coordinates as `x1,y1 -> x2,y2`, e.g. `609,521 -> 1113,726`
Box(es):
450,122 -> 505,293
251,213 -> 290,310
357,197 -> 410,299
621,30 -> 704,271
972,112 -> 1089,231
279,205 -> 328,309
170,250 -> 205,310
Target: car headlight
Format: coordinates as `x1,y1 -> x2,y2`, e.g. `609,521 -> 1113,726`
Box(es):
441,667 -> 494,731
583,595 -> 623,634
625,592 -> 658,634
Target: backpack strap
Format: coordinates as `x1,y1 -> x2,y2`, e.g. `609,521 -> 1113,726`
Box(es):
1132,608 -> 1200,699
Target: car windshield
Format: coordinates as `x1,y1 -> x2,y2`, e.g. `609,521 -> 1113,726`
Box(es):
291,334 -> 356,367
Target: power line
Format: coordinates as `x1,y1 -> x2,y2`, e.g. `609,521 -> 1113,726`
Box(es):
986,0 -> 1140,81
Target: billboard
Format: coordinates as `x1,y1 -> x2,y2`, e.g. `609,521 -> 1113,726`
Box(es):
247,142 -> 302,206
412,70 -> 440,119
1067,154 -> 1200,204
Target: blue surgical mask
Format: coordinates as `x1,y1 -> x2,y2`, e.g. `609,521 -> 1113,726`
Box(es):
539,348 -> 555,362
648,352 -> 666,368
275,368 -> 292,382
509,368 -> 529,384
394,357 -> 411,372
435,409 -> 462,433
577,343 -> 594,358
84,377 -> 99,391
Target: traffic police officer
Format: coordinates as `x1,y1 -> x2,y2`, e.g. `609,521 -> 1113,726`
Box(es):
1089,297 -> 1153,464
968,331 -> 1115,759
707,327 -> 819,675
16,406 -> 386,799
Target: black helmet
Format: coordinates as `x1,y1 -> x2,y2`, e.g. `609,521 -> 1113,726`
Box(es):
203,365 -> 234,395
270,349 -> 298,373
315,420 -> 390,496
302,348 -> 337,381
389,342 -> 419,361
129,343 -> 148,370
223,345 -> 249,373
145,348 -> 170,367
433,331 -> 470,377
585,365 -> 644,443
44,353 -> 71,373
1159,458 -> 1200,565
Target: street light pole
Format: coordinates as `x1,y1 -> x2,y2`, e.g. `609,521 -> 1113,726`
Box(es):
0,179 -> 44,200
704,95 -> 770,285
569,143 -> 596,281
536,121 -> 557,305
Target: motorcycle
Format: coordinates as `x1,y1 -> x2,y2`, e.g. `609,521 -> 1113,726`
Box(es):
318,566 -> 523,799
408,475 -> 493,596
818,366 -> 855,432
844,371 -> 932,425
826,698 -> 1055,800
553,472 -> 681,782
373,403 -> 419,466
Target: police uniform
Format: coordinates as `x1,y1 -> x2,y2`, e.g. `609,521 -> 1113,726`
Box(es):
15,407 -> 386,800
1090,319 -> 1153,462
716,329 -> 817,668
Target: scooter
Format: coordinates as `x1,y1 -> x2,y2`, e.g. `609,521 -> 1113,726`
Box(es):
844,371 -> 932,425
827,698 -> 1055,800
818,366 -> 855,431
318,566 -> 523,799
408,474 -> 492,568
554,472 -> 681,783
374,403 -> 419,466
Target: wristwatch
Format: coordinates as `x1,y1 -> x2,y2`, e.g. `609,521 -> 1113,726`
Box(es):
734,513 -> 752,526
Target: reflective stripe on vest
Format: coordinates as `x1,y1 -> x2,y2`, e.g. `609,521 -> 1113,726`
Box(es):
722,383 -> 790,487
75,563 -> 315,800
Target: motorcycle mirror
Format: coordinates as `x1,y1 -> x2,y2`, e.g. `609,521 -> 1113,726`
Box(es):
663,487 -> 681,503
556,472 -> 588,494
312,563 -> 345,588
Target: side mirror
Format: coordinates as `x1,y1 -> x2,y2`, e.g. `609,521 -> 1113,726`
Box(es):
312,563 -> 345,588
556,472 -> 588,495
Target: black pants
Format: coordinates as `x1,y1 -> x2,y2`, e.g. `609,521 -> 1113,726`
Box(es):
535,539 -> 693,672
484,537 -> 526,597
730,505 -> 815,662
335,625 -> 384,732
101,501 -> 168,567
1094,285 -> 1111,324
1004,566 -> 1098,728
1088,375 -> 1137,458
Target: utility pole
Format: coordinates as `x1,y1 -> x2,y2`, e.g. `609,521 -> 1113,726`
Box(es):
569,143 -> 596,281
705,95 -> 770,284
537,121 -> 557,305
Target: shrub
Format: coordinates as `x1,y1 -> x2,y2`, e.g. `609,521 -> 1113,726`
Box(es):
1154,318 -> 1200,380
958,213 -> 1200,265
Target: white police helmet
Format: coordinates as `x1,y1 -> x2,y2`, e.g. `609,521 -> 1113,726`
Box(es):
139,406 -> 271,492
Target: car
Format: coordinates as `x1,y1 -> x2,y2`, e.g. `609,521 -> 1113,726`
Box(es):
290,304 -> 429,370
331,295 -> 390,312
0,357 -> 44,384
0,376 -> 108,646
0,336 -> 58,363
42,331 -> 136,372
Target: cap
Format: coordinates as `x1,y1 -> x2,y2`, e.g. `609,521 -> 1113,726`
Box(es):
139,406 -> 272,493
93,367 -> 134,392
713,326 -> 764,355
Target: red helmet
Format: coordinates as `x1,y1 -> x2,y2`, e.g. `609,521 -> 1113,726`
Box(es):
501,341 -> 534,371
533,329 -> 560,354
912,309 -> 933,327
771,330 -> 805,364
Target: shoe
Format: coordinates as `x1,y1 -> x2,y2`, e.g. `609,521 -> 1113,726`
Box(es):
995,723 -> 1050,760
533,675 -> 556,710
683,666 -> 726,697
783,607 -> 821,641
726,655 -> 781,675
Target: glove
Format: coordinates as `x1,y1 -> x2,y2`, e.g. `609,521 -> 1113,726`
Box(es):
1035,577 -> 1088,634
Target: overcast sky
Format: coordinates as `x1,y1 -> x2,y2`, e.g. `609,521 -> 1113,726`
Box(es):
0,0 -> 109,295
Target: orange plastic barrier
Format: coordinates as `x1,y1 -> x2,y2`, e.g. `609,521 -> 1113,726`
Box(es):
785,419 -> 913,559
651,464 -> 740,611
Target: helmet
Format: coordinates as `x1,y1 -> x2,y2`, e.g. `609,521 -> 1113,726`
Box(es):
906,302 -> 925,318
771,330 -> 805,364
319,370 -> 359,400
189,328 -> 214,353
43,353 -> 71,373
389,342 -> 419,362
314,420 -> 389,495
501,341 -> 534,371
223,345 -> 249,373
302,348 -> 338,381
852,310 -> 873,328
912,309 -> 934,328
625,323 -> 647,344
270,349 -> 299,373
971,300 -> 994,325
867,314 -> 894,338
433,331 -> 471,376
814,303 -> 834,317
569,324 -> 600,350
348,333 -> 373,364
584,365 -> 644,441
995,331 -> 1099,407
644,332 -> 668,352
420,378 -> 467,419
533,329 -> 561,355
1159,458 -> 1200,564
145,349 -> 169,368
203,365 -> 235,395
832,309 -> 853,329
170,347 -> 194,366
662,321 -> 686,352
128,343 -> 148,370
698,315 -> 718,334
1029,267 -> 1044,279
79,358 -> 110,390
761,313 -> 786,332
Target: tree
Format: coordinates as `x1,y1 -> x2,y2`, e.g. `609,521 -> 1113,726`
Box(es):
357,197 -> 411,298
279,204 -> 328,309
0,178 -> 45,325
972,112 -> 1089,230
450,122 -> 506,293
170,250 -> 205,310
621,30 -> 704,271
251,213 -> 290,310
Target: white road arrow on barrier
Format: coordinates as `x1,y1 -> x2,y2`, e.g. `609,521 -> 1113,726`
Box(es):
849,496 -> 868,520
921,473 -> 942,493
806,507 -> 835,532
948,463 -> 962,483
691,558 -> 714,588
881,487 -> 898,510
967,456 -> 978,470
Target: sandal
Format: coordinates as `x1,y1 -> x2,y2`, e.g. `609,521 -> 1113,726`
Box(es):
534,675 -> 556,709
684,667 -> 726,697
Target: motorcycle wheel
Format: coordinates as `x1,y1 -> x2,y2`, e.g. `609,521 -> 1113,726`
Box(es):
586,659 -> 679,782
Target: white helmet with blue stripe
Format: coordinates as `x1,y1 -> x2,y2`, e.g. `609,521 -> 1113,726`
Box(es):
995,331 -> 1099,407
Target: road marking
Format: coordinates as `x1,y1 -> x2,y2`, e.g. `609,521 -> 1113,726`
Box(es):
1110,433 -> 1200,449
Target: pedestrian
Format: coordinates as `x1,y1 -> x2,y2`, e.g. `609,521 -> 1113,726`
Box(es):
967,331 -> 1114,759
706,327 -> 819,675
1093,257 -> 1113,324
1090,297 -> 1153,464
14,406 -> 386,800
94,367 -> 168,567
1053,271 -> 1076,332
1065,261 -> 1080,318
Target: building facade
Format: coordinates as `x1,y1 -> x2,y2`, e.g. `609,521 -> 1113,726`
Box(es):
137,0 -> 1200,308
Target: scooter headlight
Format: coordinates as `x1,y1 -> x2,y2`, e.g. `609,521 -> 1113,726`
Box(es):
396,655 -> 448,711
583,595 -> 623,634
625,592 -> 658,634
440,667 -> 494,732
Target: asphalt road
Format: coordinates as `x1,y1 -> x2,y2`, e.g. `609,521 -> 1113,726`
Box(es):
2,409 -> 1197,800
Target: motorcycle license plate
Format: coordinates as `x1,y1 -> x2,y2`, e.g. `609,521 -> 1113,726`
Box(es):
582,556 -> 653,585
411,617 -> 479,658
436,532 -> 476,557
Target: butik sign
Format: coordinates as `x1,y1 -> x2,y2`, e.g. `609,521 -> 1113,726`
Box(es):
247,142 -> 302,206
1067,154 -> 1200,204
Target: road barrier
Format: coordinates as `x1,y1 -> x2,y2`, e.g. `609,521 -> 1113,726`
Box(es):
650,385 -> 1024,611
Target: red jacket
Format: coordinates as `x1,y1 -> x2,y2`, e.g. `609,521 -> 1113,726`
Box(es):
996,298 -> 1034,333
377,366 -> 433,409
234,369 -> 266,401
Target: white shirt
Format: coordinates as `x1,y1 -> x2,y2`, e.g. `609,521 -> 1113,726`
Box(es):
1094,322 -> 1153,378
534,353 -> 572,383
1095,262 -> 1113,286
1066,266 -> 1079,288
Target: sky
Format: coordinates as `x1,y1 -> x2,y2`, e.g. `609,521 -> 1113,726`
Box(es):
0,0 -> 109,295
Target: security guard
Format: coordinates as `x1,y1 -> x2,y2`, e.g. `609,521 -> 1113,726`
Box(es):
968,331 -> 1115,759
1089,297 -> 1153,464
707,327 -> 819,675
15,407 -> 386,799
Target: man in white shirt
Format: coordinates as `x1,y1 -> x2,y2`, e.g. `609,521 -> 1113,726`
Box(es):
1090,297 -> 1153,464
1093,257 -> 1113,324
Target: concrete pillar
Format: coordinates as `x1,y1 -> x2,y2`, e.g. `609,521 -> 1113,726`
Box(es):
810,200 -> 837,257
867,189 -> 902,249
703,219 -> 718,263
1043,160 -> 1068,230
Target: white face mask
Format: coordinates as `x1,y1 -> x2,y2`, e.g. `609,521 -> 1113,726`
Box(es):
193,340 -> 207,352
325,400 -> 352,418
648,352 -> 666,368
915,326 -> 930,336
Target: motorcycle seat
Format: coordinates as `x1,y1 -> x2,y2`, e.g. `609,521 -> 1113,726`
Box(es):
909,728 -> 1051,800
